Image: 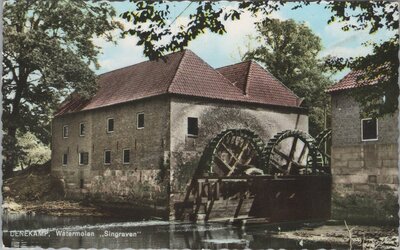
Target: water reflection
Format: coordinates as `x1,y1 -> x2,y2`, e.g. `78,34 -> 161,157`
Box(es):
3,214 -> 343,249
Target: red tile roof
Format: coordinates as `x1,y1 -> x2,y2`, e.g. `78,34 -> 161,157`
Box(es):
55,50 -> 303,116
217,61 -> 302,107
326,70 -> 379,93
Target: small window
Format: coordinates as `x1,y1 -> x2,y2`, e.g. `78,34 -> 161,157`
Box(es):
137,113 -> 145,129
80,123 -> 86,136
80,179 -> 84,189
62,153 -> 68,166
123,149 -> 130,164
104,150 -> 111,165
79,152 -> 89,165
63,125 -> 69,138
107,118 -> 114,133
187,117 -> 198,136
361,118 -> 378,141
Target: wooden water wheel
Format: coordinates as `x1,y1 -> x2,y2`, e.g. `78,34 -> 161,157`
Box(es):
264,130 -> 323,175
315,129 -> 332,170
199,129 -> 268,177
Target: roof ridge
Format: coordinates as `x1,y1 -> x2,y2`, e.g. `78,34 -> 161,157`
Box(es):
167,50 -> 188,93
170,50 -> 241,94
252,61 -> 300,100
98,50 -> 186,77
216,60 -> 252,70
243,61 -> 253,95
216,60 -> 251,93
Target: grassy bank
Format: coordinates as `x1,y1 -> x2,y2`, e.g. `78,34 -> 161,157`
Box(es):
331,188 -> 399,226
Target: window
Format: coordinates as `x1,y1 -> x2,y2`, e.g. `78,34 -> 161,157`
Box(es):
123,149 -> 130,164
79,123 -> 86,136
137,113 -> 145,129
79,152 -> 89,165
63,125 -> 69,138
80,179 -> 84,189
104,150 -> 111,165
187,117 -> 198,136
361,118 -> 378,141
62,153 -> 68,166
107,118 -> 114,133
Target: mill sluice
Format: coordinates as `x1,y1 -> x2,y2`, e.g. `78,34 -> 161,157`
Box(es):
175,129 -> 332,224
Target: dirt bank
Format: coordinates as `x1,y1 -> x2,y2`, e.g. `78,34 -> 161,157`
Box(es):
273,223 -> 398,249
2,163 -> 107,216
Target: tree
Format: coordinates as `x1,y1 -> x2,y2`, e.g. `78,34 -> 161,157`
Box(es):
121,1 -> 398,116
242,19 -> 331,136
2,0 -> 121,178
324,2 -> 398,117
16,131 -> 51,170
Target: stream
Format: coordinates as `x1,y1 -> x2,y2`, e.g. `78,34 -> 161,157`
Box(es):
3,213 -> 346,249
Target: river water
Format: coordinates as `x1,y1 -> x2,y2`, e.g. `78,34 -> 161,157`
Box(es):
3,213 -> 344,249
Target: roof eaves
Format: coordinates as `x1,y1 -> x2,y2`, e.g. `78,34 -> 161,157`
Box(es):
170,92 -> 308,113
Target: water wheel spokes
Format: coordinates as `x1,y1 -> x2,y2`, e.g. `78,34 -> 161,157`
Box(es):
191,129 -> 266,178
265,130 -> 320,176
315,129 -> 332,170
209,130 -> 266,177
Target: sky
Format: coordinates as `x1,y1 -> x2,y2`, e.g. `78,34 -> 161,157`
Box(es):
93,1 -> 397,81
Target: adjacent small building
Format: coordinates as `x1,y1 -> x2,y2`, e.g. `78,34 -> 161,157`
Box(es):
51,50 -> 308,218
327,70 -> 399,195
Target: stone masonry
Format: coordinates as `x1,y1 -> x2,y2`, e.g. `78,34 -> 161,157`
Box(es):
52,95 -> 308,218
51,50 -> 308,219
330,91 -> 399,194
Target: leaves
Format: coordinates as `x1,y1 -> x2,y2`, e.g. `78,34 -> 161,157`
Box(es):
3,0 -> 120,174
121,1 -> 285,60
324,2 -> 399,117
243,19 -> 332,135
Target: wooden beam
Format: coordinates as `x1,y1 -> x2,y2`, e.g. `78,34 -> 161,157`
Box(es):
221,143 -> 240,162
214,155 -> 234,172
229,141 -> 250,176
298,144 -> 307,163
234,192 -> 245,218
286,137 -> 298,173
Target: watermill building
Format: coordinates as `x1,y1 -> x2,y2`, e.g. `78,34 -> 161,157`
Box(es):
51,50 -> 309,218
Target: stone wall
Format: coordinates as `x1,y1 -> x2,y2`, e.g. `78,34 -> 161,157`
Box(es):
52,95 -> 309,218
330,91 -> 399,194
168,96 -> 308,219
52,96 -> 170,208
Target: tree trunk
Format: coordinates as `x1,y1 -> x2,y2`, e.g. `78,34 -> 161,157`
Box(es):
3,127 -> 17,179
3,72 -> 26,180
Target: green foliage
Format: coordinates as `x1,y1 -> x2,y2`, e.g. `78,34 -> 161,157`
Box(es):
242,19 -> 332,136
122,1 -> 398,117
332,189 -> 399,225
324,2 -> 398,117
156,154 -> 170,184
2,0 -> 120,178
121,1 -> 286,60
16,131 -> 51,170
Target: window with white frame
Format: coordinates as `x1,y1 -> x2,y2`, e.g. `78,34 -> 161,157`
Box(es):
107,118 -> 114,133
63,125 -> 69,138
62,153 -> 68,166
361,118 -> 378,141
79,152 -> 89,165
80,123 -> 86,136
137,113 -> 145,129
104,150 -> 111,165
123,149 -> 130,164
